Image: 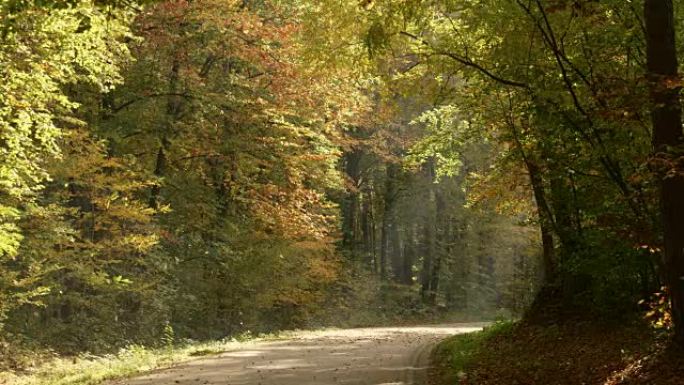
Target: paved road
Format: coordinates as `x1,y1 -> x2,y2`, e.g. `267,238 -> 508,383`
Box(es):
115,324 -> 486,385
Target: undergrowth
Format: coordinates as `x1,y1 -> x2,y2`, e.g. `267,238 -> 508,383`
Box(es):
0,331 -> 289,385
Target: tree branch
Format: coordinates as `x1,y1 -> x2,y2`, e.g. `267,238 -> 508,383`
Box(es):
109,92 -> 195,114
399,31 -> 530,89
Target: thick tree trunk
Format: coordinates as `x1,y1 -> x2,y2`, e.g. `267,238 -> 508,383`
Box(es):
645,0 -> 684,344
548,174 -> 576,253
510,119 -> 558,285
528,161 -> 557,283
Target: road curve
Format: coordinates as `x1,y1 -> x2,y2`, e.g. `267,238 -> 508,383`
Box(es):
114,323 -> 486,385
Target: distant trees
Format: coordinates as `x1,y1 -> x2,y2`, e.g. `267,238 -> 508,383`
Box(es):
337,96 -> 540,313
332,0 -> 684,335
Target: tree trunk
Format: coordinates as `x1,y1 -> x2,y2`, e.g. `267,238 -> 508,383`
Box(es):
369,190 -> 378,274
391,222 -> 404,283
420,220 -> 434,301
342,150 -> 362,253
429,189 -> 446,304
361,188 -> 376,272
149,145 -> 167,209
527,161 -> 557,283
379,209 -> 389,280
380,163 -> 399,279
401,223 -> 418,285
150,59 -> 181,209
421,161 -> 438,304
645,0 -> 684,344
509,119 -> 558,284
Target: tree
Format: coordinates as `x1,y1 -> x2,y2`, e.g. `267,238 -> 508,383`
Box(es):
644,0 -> 684,344
96,0 -> 363,338
0,0 -> 135,338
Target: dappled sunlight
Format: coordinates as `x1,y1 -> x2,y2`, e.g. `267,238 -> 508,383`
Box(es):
116,324 -> 484,385
220,350 -> 266,358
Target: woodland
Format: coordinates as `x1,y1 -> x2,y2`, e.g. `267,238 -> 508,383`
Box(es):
1,0 -> 684,383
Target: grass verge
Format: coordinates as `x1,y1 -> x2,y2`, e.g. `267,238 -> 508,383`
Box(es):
0,332 -> 293,385
431,321 -> 515,384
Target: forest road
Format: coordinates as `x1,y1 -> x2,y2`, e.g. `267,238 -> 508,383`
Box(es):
113,323 -> 487,385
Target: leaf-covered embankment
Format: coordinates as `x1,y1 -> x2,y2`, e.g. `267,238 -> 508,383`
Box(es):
431,316 -> 684,385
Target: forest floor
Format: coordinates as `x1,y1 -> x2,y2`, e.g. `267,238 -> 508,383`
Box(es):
431,315 -> 684,385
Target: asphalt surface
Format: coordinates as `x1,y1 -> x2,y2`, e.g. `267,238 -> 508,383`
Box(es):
114,323 -> 487,385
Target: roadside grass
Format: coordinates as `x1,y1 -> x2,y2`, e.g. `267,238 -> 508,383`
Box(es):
431,320 -> 515,383
0,331 -> 292,385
